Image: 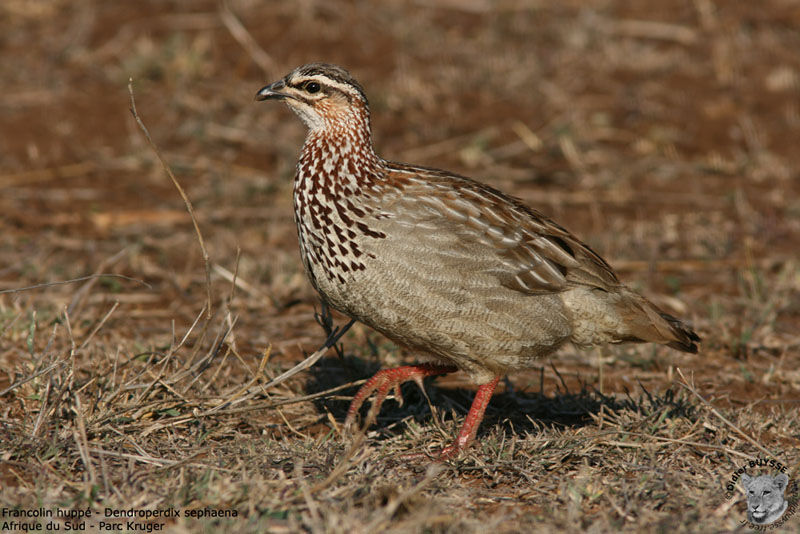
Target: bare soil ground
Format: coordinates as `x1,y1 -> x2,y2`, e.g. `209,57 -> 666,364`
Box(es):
2,1 -> 799,532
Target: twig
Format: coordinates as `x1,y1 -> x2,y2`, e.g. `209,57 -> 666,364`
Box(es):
203,318 -> 354,414
242,320 -> 353,399
0,311 -> 22,340
308,432 -> 369,495
675,368 -> 776,459
87,447 -> 176,467
605,491 -> 635,522
510,120 -> 543,152
127,79 -> 213,318
0,274 -> 149,295
222,247 -> 242,353
212,262 -> 265,300
0,360 -> 67,397
77,301 -> 120,351
613,431 -> 755,460
31,371 -> 53,437
73,394 -> 98,485
87,448 -> 236,473
364,465 -> 443,531
610,19 -> 698,45
219,0 -> 275,75
315,301 -> 345,358
182,319 -> 235,390
201,345 -> 272,412
103,376 -> 368,436
67,248 -> 130,317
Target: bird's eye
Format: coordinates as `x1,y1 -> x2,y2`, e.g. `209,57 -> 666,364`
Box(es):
305,82 -> 321,94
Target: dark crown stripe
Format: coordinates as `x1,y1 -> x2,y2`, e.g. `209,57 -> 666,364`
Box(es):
292,63 -> 368,103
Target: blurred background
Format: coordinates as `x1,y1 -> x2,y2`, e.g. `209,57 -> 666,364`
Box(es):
1,0 -> 799,528
2,0 -> 798,374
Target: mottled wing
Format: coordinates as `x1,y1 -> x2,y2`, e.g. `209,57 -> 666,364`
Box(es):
383,164 -> 620,295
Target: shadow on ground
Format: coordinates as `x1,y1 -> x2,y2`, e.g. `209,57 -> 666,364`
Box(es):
305,353 -> 698,444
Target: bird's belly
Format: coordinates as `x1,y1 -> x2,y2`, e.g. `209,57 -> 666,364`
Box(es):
319,235 -> 573,382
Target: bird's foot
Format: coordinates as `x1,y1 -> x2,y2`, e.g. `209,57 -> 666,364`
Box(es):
344,364 -> 457,432
400,376 -> 500,461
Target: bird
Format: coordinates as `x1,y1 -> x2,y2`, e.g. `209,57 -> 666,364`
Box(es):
256,63 -> 699,459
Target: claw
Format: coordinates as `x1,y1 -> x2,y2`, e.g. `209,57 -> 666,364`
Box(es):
344,365 -> 501,460
344,364 -> 457,432
393,384 -> 404,407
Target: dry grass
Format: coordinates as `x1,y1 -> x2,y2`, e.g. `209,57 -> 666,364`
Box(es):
2,0 -> 800,532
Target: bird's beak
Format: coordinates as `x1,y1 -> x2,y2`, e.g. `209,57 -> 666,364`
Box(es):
255,79 -> 293,101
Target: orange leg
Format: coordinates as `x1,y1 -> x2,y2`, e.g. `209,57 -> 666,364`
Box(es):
435,376 -> 500,459
346,364 -> 501,460
344,364 -> 457,430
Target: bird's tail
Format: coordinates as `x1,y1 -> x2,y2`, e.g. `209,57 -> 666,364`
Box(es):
616,289 -> 700,354
657,311 -> 701,353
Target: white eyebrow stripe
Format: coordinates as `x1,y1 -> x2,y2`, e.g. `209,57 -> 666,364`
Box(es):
291,75 -> 361,98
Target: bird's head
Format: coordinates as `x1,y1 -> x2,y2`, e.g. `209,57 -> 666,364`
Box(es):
256,63 -> 369,132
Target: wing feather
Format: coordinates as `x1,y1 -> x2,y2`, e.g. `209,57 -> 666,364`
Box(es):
384,163 -> 621,295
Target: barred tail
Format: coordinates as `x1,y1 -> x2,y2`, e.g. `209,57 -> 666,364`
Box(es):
659,312 -> 700,353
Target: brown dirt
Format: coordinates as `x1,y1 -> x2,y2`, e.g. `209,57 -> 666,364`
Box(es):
1,1 -> 799,532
